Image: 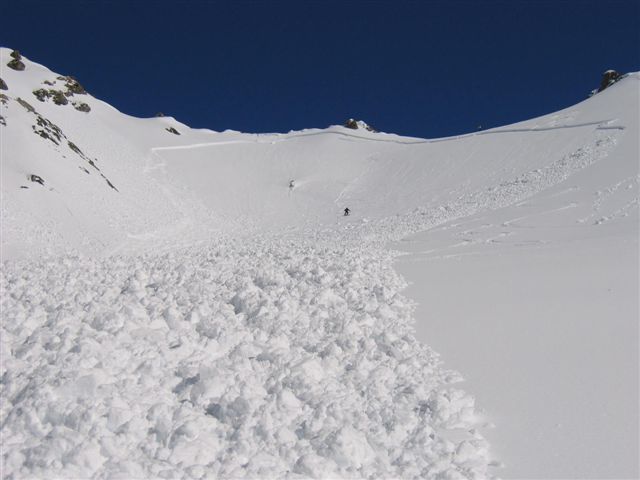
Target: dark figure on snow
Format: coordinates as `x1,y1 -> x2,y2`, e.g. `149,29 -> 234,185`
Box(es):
344,207 -> 350,216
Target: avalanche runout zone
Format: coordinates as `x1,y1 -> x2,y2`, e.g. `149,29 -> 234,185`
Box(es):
0,127 -> 622,479
0,240 -> 490,479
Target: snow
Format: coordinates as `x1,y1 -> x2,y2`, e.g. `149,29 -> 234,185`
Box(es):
1,47 -> 638,478
0,241 -> 492,479
392,75 -> 639,477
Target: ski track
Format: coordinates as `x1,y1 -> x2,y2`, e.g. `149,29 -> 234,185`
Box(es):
0,120 -> 624,478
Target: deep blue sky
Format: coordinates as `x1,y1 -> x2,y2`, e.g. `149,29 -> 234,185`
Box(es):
2,1 -> 639,138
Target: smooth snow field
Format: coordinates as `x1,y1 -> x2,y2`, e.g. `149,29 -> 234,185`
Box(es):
1,48 -> 638,479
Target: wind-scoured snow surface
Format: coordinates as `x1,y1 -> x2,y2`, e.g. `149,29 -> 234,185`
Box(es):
1,48 -> 638,478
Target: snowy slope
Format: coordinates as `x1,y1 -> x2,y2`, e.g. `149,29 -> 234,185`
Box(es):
1,47 -> 638,479
392,73 -> 639,478
2,48 -> 634,259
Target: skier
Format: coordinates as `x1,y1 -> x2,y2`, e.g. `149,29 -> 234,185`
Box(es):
344,207 -> 350,216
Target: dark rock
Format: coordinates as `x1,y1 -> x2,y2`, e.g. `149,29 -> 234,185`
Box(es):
63,76 -> 86,95
20,186 -> 29,189
0,93 -> 7,105
0,77 -> 7,90
68,141 -> 83,155
34,88 -> 77,106
344,118 -> 377,132
73,102 -> 91,112
52,75 -> 87,95
7,59 -> 25,71
43,80 -> 55,86
344,118 -> 359,130
0,115 -> 5,127
33,89 -> 50,102
17,98 -> 36,113
166,127 -> 180,135
598,70 -> 623,93
33,88 -> 69,105
29,174 -> 45,185
33,115 -> 64,144
51,91 -> 68,105
67,141 -> 101,173
10,50 -> 21,60
101,174 -> 118,191
155,112 -> 165,117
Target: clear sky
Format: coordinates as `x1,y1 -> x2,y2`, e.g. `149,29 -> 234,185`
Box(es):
2,0 -> 638,138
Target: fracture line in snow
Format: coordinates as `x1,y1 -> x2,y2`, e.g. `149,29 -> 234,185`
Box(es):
149,119 -> 624,154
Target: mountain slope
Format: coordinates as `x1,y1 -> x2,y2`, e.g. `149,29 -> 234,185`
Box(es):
1,47 -> 636,258
1,48 -> 638,479
394,73 -> 638,477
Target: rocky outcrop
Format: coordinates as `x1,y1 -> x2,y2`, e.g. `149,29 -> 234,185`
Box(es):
60,76 -> 87,95
33,88 -> 69,105
598,70 -> 622,93
33,115 -> 64,145
29,63 -> 89,105
73,102 -> 91,113
12,95 -> 117,191
0,78 -> 7,90
32,89 -> 49,102
33,77 -> 90,110
344,119 -> 359,129
590,70 -> 626,97
16,97 -> 36,113
7,50 -> 25,71
52,91 -> 68,105
344,118 -> 377,132
166,127 -> 180,135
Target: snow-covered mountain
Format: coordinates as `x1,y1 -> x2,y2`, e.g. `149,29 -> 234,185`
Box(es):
1,48 -> 637,260
1,47 -> 638,479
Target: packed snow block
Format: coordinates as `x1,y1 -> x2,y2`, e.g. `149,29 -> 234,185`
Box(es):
0,240 -> 493,478
327,426 -> 375,469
